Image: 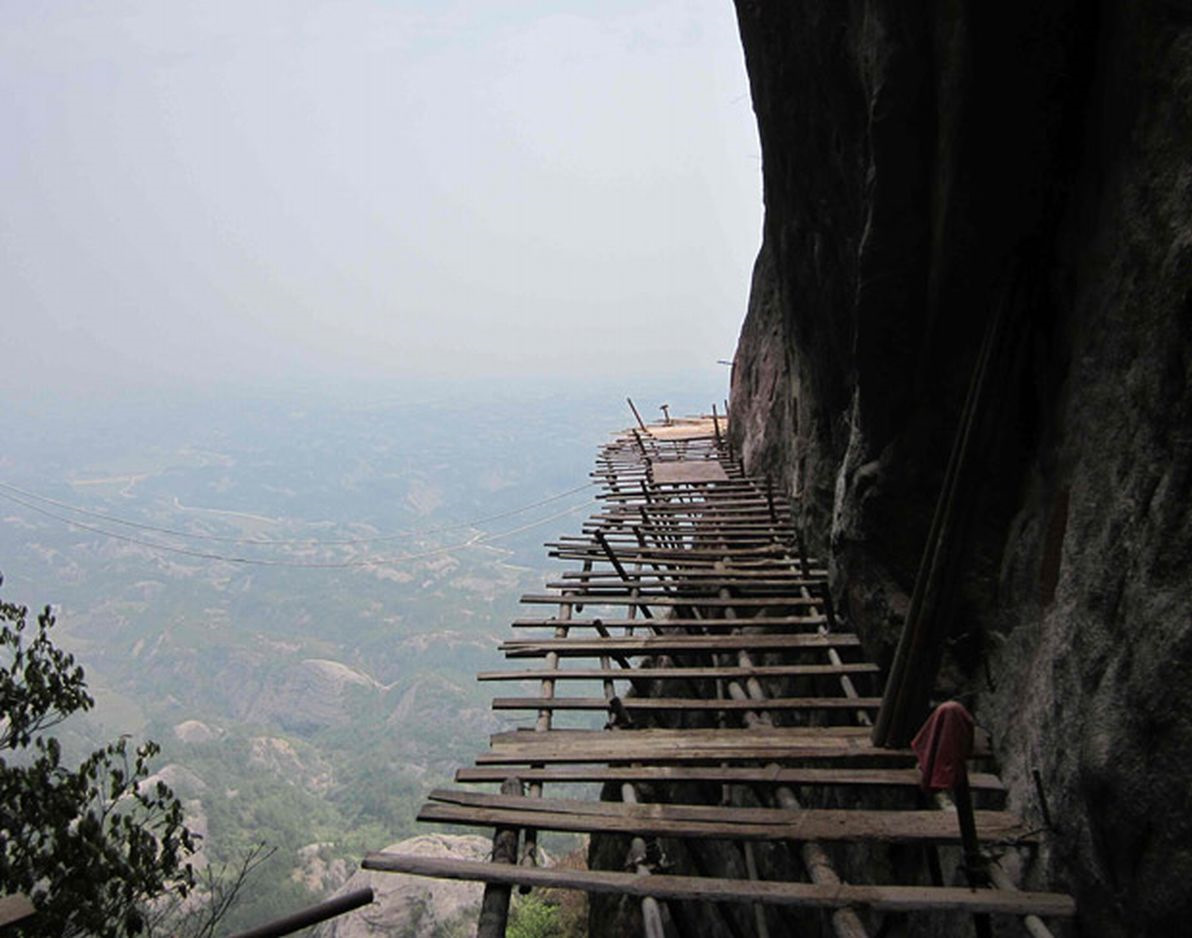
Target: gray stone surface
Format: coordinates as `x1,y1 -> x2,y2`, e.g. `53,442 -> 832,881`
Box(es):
725,1 -> 1192,935
314,833 -> 490,938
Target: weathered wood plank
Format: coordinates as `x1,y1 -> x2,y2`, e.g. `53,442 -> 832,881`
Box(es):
510,616 -> 826,628
417,799 -> 1037,846
477,664 -> 880,681
509,617 -> 830,632
454,764 -> 1005,792
490,725 -> 875,743
500,633 -> 861,657
554,572 -> 817,585
360,855 -> 1075,917
477,739 -> 910,767
519,594 -> 819,608
0,895 -> 36,928
475,746 -> 909,767
430,788 -> 1011,828
541,582 -> 824,598
547,541 -> 807,558
651,462 -> 730,483
491,696 -> 882,712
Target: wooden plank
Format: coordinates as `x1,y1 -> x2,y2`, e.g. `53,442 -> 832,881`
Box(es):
556,569 -> 815,581
549,554 -> 826,575
555,572 -> 818,584
417,800 -> 1037,846
595,477 -> 756,487
542,581 -> 823,596
548,541 -> 805,558
651,462 -> 730,484
549,544 -> 817,562
596,496 -> 781,509
519,594 -> 819,608
454,764 -> 1005,792
594,511 -> 789,521
594,499 -> 785,510
510,617 -> 830,632
510,616 -> 826,629
645,425 -> 719,441
477,739 -> 909,767
360,855 -> 1076,917
475,746 -> 908,767
580,532 -> 801,544
0,894 -> 36,928
586,518 -> 795,530
429,788 -> 1013,830
491,696 -> 882,712
477,664 -> 881,681
490,725 -> 874,743
500,634 -> 861,657
476,724 -> 990,766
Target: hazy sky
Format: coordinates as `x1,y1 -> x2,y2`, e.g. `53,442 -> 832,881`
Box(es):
1,1 -> 760,397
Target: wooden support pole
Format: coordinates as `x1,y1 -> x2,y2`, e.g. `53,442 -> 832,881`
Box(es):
873,307 -> 1006,747
952,771 -> 993,938
519,588 -> 576,887
622,782 -> 667,938
476,777 -> 523,938
710,565 -> 869,938
227,888 -> 375,938
988,863 -> 1056,938
594,532 -> 653,621
627,397 -> 648,431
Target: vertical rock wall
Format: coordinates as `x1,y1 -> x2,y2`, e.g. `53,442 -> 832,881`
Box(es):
728,2 -> 1192,935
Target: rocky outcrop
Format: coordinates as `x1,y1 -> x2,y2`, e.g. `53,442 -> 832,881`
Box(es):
173,719 -> 218,743
314,834 -> 489,938
728,2 -> 1192,936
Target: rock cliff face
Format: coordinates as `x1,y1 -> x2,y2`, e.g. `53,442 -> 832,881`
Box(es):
728,2 -> 1191,936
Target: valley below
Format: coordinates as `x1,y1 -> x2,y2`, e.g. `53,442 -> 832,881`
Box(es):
0,375 -> 723,931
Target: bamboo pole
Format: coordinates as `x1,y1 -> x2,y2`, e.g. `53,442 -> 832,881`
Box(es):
476,777 -> 523,938
709,565 -> 869,938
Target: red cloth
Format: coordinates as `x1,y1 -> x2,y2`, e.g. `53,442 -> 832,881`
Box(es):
911,700 -> 975,791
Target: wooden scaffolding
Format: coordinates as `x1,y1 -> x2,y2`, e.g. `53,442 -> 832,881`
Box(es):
363,411 -> 1075,937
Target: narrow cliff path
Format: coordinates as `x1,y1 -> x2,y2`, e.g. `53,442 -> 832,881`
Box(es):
363,414 -> 1075,937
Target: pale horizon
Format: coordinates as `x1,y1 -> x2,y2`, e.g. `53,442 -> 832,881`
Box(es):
2,0 -> 761,399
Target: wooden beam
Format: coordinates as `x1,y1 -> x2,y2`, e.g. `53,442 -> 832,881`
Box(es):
455,765 -> 1005,792
418,796 -> 1038,846
0,895 -> 36,928
509,617 -> 830,632
519,594 -> 821,607
491,696 -> 881,712
500,633 -> 861,657
478,664 -> 880,681
490,724 -> 873,743
510,615 -> 826,628
361,854 -> 1075,916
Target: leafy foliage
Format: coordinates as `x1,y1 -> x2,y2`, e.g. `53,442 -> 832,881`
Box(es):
506,894 -> 563,938
0,588 -> 196,937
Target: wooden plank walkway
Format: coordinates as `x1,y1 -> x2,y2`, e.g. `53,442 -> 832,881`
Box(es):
363,413 -> 1076,935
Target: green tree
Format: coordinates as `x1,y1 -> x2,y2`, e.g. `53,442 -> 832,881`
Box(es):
0,584 -> 196,937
